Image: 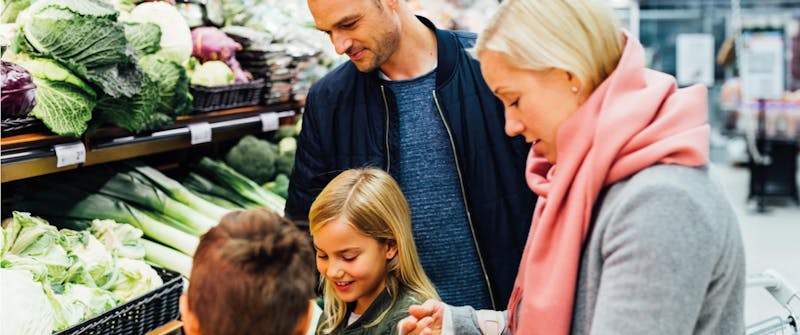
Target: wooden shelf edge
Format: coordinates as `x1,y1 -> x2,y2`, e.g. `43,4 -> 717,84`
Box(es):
146,320 -> 183,335
1,105 -> 301,183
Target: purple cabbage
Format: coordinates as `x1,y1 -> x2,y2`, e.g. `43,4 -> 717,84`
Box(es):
1,60 -> 37,119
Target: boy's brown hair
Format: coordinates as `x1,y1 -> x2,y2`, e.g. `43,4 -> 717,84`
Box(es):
188,208 -> 315,335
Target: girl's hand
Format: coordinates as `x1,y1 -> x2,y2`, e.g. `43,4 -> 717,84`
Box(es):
398,299 -> 445,335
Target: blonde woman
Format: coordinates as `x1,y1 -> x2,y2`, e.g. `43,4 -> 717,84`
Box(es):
399,0 -> 745,334
310,168 -> 439,334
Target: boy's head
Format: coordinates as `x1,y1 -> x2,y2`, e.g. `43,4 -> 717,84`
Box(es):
181,209 -> 315,335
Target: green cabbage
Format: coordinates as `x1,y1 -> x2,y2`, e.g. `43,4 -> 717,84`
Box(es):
90,219 -> 146,260
15,58 -> 96,137
139,54 -> 193,116
18,0 -> 142,98
110,258 -> 163,302
0,269 -> 55,335
59,229 -> 117,289
1,254 -> 49,282
191,60 -> 234,86
94,71 -> 162,133
124,22 -> 161,56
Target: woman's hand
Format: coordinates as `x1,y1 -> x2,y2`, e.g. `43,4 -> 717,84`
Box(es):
398,299 -> 445,335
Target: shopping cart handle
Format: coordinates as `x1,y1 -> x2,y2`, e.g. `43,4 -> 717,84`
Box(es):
747,270 -> 799,307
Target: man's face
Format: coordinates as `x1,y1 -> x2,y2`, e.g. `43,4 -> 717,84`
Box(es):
308,0 -> 401,72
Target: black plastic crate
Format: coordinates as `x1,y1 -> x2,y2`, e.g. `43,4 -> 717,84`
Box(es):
190,79 -> 266,113
1,116 -> 46,136
55,267 -> 184,335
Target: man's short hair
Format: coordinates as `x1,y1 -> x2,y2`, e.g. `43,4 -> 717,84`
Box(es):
188,209 -> 315,335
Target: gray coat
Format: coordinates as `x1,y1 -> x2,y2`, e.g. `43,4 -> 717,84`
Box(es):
450,164 -> 746,334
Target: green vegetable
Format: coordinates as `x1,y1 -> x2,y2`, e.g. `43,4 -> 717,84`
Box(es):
225,135 -> 278,184
184,172 -> 260,209
108,258 -> 162,302
123,22 -> 161,56
15,58 -> 96,137
15,183 -> 200,256
125,161 -> 230,220
2,212 -> 73,283
0,269 -> 55,335
59,283 -> 119,320
1,254 -> 49,282
129,1 -> 193,65
271,124 -> 296,142
94,71 -> 161,133
139,54 -> 193,117
0,0 -> 31,23
197,157 -> 286,216
263,173 -> 289,199
142,239 -> 192,278
190,60 -> 234,86
59,230 -> 117,289
19,0 -> 143,98
276,151 -> 295,176
81,169 -> 216,236
192,191 -> 246,210
278,136 -> 297,155
90,219 -> 146,260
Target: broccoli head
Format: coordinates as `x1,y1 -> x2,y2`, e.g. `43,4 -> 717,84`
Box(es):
275,150 -> 295,176
225,135 -> 278,184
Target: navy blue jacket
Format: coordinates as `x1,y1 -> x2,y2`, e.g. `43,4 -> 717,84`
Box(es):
287,16 -> 536,309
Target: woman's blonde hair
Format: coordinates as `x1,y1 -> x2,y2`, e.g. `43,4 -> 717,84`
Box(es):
475,0 -> 624,93
309,168 -> 439,334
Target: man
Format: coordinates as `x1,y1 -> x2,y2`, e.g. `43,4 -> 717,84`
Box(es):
287,0 -> 535,310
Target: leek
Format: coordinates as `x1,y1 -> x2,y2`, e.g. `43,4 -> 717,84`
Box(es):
184,172 -> 260,209
126,161 -> 231,220
15,183 -> 199,256
142,239 -> 192,278
196,158 -> 286,216
80,170 -> 216,235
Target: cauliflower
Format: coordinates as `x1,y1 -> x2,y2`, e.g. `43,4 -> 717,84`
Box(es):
225,135 -> 278,184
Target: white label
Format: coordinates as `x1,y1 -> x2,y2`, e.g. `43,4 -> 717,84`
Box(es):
740,30 -> 785,100
189,122 -> 212,145
676,34 -> 715,86
54,142 -> 86,168
260,113 -> 280,132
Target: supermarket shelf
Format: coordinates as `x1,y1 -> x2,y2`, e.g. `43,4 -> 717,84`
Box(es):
1,103 -> 302,183
146,320 -> 183,335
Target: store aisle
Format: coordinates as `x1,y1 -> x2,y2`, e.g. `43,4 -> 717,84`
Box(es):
709,161 -> 800,327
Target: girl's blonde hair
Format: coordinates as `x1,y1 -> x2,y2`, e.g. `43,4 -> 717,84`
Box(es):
474,0 -> 624,94
309,168 -> 439,334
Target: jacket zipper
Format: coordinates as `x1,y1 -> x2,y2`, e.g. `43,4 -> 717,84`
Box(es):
432,90 -> 496,309
380,85 -> 391,173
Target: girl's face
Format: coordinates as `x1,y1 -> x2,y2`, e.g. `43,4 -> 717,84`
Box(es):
479,50 -> 584,164
313,217 -> 398,314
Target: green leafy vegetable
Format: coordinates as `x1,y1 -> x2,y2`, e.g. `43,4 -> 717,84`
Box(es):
20,0 -> 142,98
225,135 -> 278,184
198,157 -> 286,215
139,54 -> 193,116
16,58 -> 95,137
123,22 -> 162,56
94,71 -> 161,133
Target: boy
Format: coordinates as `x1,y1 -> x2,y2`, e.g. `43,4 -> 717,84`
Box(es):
180,209 -> 316,335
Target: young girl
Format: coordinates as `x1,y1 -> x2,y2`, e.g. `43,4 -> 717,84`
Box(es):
309,168 -> 439,335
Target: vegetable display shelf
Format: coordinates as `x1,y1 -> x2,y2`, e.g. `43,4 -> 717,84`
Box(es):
0,102 -> 302,183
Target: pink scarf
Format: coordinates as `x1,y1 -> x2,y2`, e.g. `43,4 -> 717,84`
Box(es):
506,35 -> 710,334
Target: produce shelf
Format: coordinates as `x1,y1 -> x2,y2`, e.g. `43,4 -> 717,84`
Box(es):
1,103 -> 302,183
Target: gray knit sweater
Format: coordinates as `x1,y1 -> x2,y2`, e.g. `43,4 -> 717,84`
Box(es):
450,164 -> 746,334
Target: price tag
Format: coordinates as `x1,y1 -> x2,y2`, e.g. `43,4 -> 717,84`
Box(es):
188,122 -> 212,145
54,142 -> 86,168
260,112 -> 280,132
